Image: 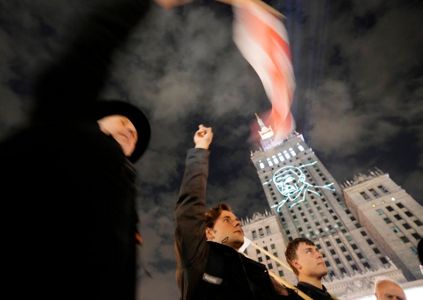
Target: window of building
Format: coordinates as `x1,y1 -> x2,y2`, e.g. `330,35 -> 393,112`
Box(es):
414,220 -> 422,226
340,267 -> 347,274
330,249 -> 336,255
352,264 -> 358,271
377,185 -> 389,194
400,236 -> 410,243
351,244 -> 358,250
265,226 -> 271,235
403,223 -> 411,230
357,253 -> 364,259
346,255 -> 352,261
258,257 -> 263,262
383,217 -> 392,224
252,230 -> 257,239
369,188 -> 380,197
366,239 -> 374,245
405,211 -> 413,217
279,270 -> 284,277
380,257 -> 388,264
273,252 -> 278,257
386,206 -> 394,212
325,261 -> 330,267
267,263 -> 273,269
376,209 -> 384,216
258,228 -> 264,237
394,214 -> 402,221
373,248 -> 381,254
396,203 -> 404,209
256,249 -> 260,254
412,233 -> 421,240
341,246 -> 347,252
335,258 -> 341,264
360,191 -> 370,200
392,226 -> 400,234
325,241 -> 331,247
363,262 -> 371,269
360,231 -> 367,237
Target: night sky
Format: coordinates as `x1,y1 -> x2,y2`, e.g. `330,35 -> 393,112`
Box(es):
0,0 -> 422,299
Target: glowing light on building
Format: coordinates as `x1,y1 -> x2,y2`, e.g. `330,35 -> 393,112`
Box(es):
263,161 -> 335,210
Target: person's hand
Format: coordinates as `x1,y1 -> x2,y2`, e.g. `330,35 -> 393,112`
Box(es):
154,0 -> 192,10
194,124 -> 213,150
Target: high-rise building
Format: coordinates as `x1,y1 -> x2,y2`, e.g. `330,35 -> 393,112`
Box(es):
342,170 -> 423,281
246,116 -> 408,299
241,210 -> 297,285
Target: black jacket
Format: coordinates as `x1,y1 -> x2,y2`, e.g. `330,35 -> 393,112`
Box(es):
0,1 -> 150,299
296,282 -> 335,300
175,148 -> 297,300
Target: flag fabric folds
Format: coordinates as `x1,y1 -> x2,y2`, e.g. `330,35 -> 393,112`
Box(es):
233,0 -> 295,140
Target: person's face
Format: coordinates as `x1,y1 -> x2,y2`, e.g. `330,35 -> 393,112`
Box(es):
206,210 -> 244,249
292,242 -> 328,279
97,115 -> 138,156
375,282 -> 407,300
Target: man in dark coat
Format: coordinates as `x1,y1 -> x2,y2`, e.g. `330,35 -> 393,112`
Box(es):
285,238 -> 336,300
175,124 -> 303,300
0,0 -> 184,299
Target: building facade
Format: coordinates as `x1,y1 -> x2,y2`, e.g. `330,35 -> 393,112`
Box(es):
241,210 -> 297,285
246,116 -> 409,299
342,170 -> 423,281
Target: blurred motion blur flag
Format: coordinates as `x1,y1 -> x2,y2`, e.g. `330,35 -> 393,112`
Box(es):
232,0 -> 295,140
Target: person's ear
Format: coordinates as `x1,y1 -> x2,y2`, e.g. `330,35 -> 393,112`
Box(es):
292,259 -> 302,272
205,227 -> 215,241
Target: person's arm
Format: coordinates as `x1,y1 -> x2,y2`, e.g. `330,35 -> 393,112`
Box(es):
175,125 -> 213,266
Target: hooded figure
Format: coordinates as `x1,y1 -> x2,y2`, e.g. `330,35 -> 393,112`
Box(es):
0,1 -> 152,299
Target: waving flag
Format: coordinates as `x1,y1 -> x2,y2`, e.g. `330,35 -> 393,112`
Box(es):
233,0 -> 295,140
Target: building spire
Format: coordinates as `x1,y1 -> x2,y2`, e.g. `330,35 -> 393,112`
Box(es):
255,113 -> 266,129
254,113 -> 274,151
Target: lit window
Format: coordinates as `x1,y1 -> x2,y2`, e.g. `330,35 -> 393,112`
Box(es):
259,161 -> 265,169
277,153 -> 285,161
267,158 -> 273,167
272,155 -> 278,164
289,147 -> 296,156
298,144 -> 305,151
283,150 -> 290,159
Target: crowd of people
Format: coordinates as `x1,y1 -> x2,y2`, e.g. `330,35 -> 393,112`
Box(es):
0,0 -> 420,299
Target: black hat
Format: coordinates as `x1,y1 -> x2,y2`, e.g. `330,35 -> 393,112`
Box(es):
94,100 -> 151,163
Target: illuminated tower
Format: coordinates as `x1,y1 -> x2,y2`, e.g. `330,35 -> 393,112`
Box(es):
249,115 -> 406,299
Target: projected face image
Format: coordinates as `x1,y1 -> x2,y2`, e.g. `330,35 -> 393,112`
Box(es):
268,161 -> 336,211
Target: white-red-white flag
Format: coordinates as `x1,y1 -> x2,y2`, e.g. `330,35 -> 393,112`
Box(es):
233,0 -> 295,140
